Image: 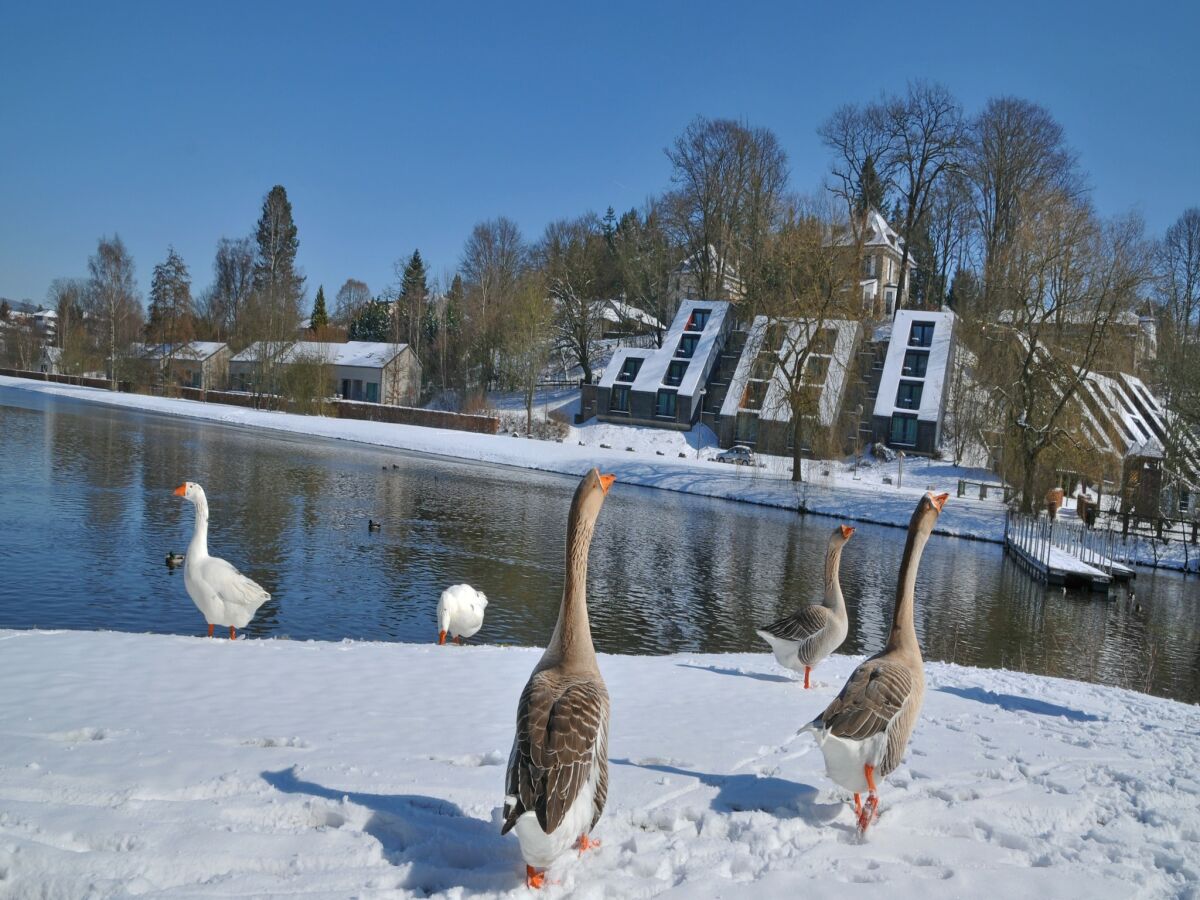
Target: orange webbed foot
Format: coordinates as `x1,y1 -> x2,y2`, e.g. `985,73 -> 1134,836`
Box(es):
576,833 -> 600,855
525,865 -> 545,889
438,631 -> 446,645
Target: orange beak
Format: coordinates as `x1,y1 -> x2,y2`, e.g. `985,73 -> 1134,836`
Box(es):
931,492 -> 950,512
840,525 -> 855,539
599,473 -> 616,494
173,484 -> 187,497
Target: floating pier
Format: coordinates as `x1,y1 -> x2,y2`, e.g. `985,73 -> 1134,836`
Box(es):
1003,512 -> 1133,592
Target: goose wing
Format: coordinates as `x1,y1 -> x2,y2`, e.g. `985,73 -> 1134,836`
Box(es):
760,605 -> 833,644
194,556 -> 270,611
813,657 -> 914,741
502,672 -> 608,836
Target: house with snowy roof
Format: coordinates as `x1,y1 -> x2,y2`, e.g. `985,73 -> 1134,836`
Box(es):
829,209 -> 917,318
669,247 -> 744,304
586,300 -> 734,429
870,309 -> 957,455
129,341 -> 231,390
229,340 -> 421,406
717,316 -> 862,456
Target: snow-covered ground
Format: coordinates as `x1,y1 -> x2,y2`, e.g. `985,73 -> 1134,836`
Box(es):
0,377 -> 1008,543
0,630 -> 1195,898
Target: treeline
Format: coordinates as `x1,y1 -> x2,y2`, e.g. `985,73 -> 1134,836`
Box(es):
5,83 -> 1198,509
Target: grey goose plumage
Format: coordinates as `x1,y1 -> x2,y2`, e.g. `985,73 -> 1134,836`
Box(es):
802,491 -> 948,834
502,468 -> 614,889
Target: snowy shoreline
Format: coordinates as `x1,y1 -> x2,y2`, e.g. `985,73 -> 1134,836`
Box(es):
0,629 -> 1196,898
0,376 -> 1007,543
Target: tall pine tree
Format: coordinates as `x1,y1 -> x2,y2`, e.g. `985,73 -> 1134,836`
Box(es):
856,154 -> 887,216
398,249 -> 428,354
146,245 -> 193,350
310,285 -> 329,330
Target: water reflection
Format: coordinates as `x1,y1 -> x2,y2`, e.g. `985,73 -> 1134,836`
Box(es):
1,386 -> 1197,704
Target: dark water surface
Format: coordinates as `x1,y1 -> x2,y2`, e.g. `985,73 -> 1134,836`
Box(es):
1,386 -> 1197,703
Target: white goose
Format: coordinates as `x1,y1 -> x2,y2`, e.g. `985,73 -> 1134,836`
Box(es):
502,469 -> 614,889
756,524 -> 854,688
801,491 -> 947,834
437,584 -> 488,645
174,482 -> 270,639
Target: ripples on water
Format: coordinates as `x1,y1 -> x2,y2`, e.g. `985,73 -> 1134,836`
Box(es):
1,387 -> 1197,703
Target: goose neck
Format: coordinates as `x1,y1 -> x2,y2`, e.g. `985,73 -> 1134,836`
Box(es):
189,496 -> 210,558
823,540 -> 846,612
545,506 -> 598,670
886,523 -> 930,654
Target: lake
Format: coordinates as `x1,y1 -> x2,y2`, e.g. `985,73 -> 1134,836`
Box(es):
1,385 -> 1197,704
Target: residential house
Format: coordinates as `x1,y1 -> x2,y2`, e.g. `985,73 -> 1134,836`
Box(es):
871,309 -> 957,455
669,247 -> 744,305
718,316 -> 863,456
587,300 -> 733,429
229,340 -> 421,406
39,345 -> 62,375
830,209 -> 917,318
129,342 -> 231,390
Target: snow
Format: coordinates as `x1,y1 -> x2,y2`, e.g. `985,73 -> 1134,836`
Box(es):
629,300 -> 730,401
229,341 -> 409,369
0,629 -> 1196,898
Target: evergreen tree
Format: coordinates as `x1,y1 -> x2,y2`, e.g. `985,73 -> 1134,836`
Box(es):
349,299 -> 392,341
0,300 -> 9,321
602,206 -> 617,249
310,285 -> 329,330
146,245 -> 194,350
856,154 -> 887,216
398,249 -> 429,351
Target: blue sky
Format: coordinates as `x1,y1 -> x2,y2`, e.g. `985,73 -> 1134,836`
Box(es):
1,0 -> 1196,306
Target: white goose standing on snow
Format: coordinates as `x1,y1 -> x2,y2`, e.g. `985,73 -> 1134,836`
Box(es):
174,482 -> 270,639
756,524 -> 854,688
502,469 -> 615,889
437,584 -> 488,644
801,491 -> 947,834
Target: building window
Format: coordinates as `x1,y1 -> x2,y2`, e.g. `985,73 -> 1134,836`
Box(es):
902,350 -> 929,378
803,355 -> 829,384
675,334 -> 699,359
890,413 -> 918,446
765,323 -> 787,352
656,389 -> 677,418
1180,489 -> 1191,515
863,255 -> 876,277
617,356 -> 642,382
896,380 -> 923,410
366,382 -> 380,403
909,321 -> 935,347
743,380 -> 767,411
611,385 -> 630,412
340,379 -> 351,399
686,308 -> 711,331
665,360 -> 687,387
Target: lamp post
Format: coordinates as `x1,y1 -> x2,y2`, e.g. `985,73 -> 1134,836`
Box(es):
897,450 -> 906,490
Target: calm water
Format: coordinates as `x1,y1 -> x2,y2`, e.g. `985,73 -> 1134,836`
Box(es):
1,386 -> 1197,704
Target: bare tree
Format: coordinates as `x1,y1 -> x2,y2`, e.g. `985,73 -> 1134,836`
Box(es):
85,235 -> 142,389
981,207 -> 1149,510
506,271 -> 555,434
145,246 -> 194,387
882,82 -> 966,310
334,279 -> 372,327
818,101 -> 896,222
461,217 -> 526,389
755,196 -> 863,481
665,116 -> 788,305
47,278 -> 90,373
538,213 -> 605,383
962,97 -> 1086,316
206,236 -> 254,343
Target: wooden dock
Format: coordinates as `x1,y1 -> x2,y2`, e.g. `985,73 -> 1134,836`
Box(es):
1003,512 -> 1123,592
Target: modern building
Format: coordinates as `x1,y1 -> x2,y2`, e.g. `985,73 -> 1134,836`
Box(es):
871,309 -> 957,455
587,299 -> 733,429
718,316 -> 862,456
229,340 -> 421,406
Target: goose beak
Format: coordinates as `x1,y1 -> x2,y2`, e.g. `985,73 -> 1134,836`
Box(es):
599,473 -> 616,494
931,492 -> 949,512
840,525 -> 855,539
173,484 -> 187,497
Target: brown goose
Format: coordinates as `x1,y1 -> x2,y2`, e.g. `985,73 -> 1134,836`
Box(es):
801,491 -> 947,834
756,524 -> 854,688
501,469 -> 615,889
